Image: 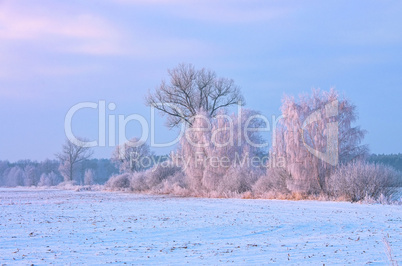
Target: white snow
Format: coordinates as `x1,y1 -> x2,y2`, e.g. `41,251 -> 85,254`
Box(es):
0,188 -> 401,265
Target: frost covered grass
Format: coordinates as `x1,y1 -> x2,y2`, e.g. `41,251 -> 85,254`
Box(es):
0,188 -> 401,264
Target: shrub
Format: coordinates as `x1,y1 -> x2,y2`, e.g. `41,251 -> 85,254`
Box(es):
145,163 -> 182,189
128,163 -> 185,193
252,167 -> 291,196
105,173 -> 132,191
56,180 -> 77,190
326,161 -> 401,201
154,171 -> 188,195
217,166 -> 259,194
130,172 -> 148,191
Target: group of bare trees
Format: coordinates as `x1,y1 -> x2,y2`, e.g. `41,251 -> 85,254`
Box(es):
103,63 -> 401,201
0,160 -> 62,187
3,63 -> 395,201
0,157 -> 117,187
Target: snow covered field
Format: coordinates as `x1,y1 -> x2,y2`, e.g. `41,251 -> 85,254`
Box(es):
0,188 -> 401,265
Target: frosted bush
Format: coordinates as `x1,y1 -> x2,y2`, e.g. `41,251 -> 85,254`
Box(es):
153,171 -> 188,195
217,166 -> 259,194
145,163 -> 182,189
56,180 -> 77,190
127,163 -> 185,193
105,173 -> 132,191
253,168 -> 291,196
130,172 -> 148,191
326,161 -> 401,201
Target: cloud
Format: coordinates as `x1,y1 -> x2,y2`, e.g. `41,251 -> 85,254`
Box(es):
0,0 -> 219,59
0,1 -> 127,56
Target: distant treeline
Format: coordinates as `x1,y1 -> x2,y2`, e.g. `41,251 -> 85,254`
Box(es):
0,154 -> 400,188
369,154 -> 402,172
0,158 -> 119,187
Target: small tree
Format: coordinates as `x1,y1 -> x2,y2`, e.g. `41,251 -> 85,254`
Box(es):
112,138 -> 153,173
4,166 -> 24,187
84,169 -> 95,185
146,63 -> 244,128
23,165 -> 37,187
38,172 -> 59,187
56,138 -> 93,182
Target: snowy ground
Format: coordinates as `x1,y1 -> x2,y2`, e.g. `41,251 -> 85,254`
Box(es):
0,188 -> 401,265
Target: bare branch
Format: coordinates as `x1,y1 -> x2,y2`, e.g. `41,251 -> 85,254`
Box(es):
146,63 -> 244,128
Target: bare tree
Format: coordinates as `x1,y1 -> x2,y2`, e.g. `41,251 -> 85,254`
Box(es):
111,138 -> 153,173
56,138 -> 93,182
146,63 -> 245,128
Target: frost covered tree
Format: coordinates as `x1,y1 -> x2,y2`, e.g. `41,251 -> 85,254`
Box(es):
112,138 -> 153,173
4,166 -> 24,187
179,112 -> 211,190
179,109 -> 266,193
146,63 -> 244,128
273,89 -> 368,193
84,169 -> 95,185
0,161 -> 9,186
56,138 -> 93,182
38,172 -> 58,187
23,165 -> 38,187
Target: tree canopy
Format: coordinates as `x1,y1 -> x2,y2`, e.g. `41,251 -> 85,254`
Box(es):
146,63 -> 244,128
